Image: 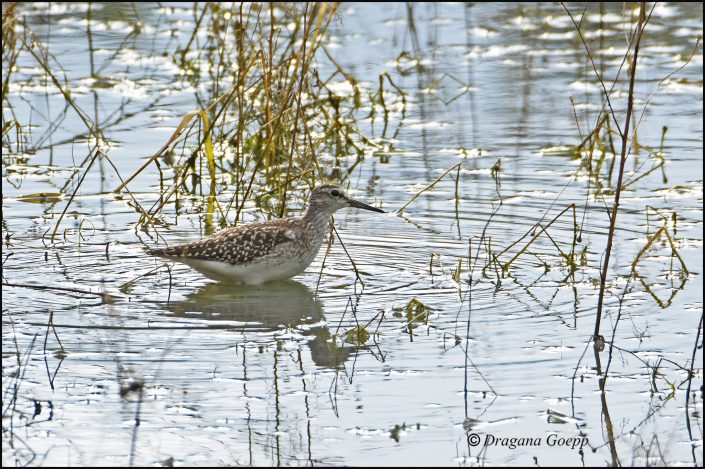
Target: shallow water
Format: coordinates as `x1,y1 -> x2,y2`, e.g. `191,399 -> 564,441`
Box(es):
2,2 -> 703,466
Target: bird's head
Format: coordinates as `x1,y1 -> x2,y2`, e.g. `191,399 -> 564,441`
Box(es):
307,185 -> 384,215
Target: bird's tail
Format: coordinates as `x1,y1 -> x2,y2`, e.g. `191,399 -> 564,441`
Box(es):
147,246 -> 170,257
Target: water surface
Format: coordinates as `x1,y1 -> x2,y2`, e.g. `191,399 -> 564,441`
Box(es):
2,2 -> 703,466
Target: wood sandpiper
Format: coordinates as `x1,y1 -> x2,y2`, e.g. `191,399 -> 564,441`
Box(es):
148,185 -> 385,284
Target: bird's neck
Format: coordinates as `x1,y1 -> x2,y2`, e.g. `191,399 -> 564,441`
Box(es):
302,203 -> 334,230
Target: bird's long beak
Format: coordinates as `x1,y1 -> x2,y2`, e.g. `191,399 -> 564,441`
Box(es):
347,197 -> 385,213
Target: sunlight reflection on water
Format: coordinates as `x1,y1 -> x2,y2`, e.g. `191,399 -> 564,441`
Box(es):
2,2 -> 703,466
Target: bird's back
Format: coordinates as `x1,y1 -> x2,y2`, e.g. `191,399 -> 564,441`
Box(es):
148,217 -> 304,266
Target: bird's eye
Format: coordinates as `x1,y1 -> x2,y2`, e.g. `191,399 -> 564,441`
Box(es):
330,189 -> 340,197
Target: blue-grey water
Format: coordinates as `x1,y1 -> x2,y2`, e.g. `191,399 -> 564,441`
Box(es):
2,2 -> 703,466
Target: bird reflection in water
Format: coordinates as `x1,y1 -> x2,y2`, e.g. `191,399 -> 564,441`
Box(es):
169,279 -> 353,369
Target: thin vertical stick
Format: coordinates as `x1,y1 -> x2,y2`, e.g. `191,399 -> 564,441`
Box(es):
593,2 -> 646,339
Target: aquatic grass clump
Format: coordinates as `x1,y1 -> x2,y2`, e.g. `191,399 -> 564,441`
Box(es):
479,2 -> 699,334
113,3 -> 390,232
2,3 -> 23,155
561,2 -> 698,338
3,3 -> 408,242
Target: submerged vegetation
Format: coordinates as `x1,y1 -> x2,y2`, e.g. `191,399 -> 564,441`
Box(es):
2,2 -> 702,467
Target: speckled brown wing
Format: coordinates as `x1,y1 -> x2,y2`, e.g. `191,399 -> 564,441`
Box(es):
148,218 -> 299,265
